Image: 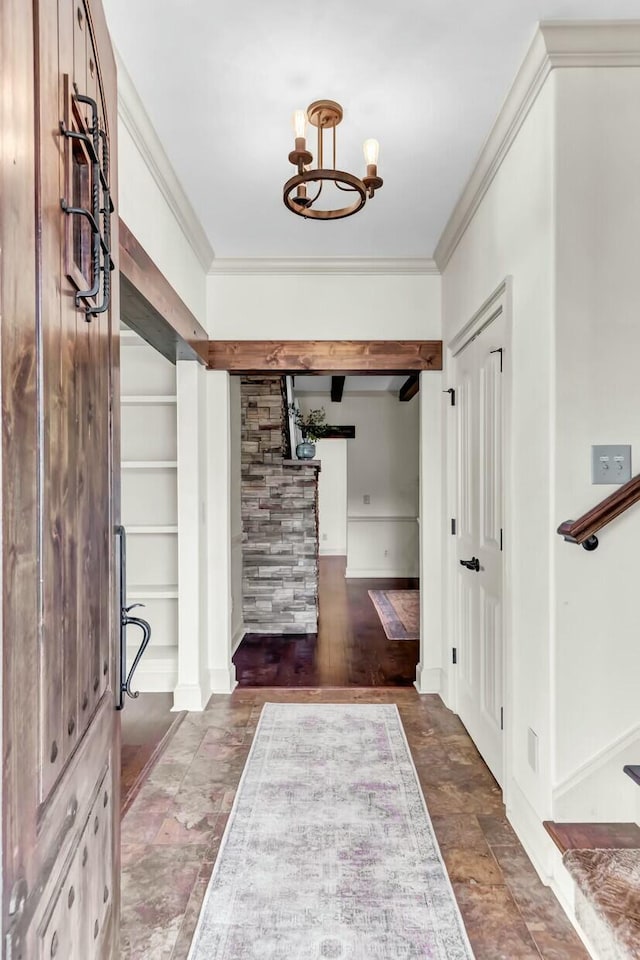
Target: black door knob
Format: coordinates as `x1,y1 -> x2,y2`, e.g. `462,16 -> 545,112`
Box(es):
460,557 -> 480,572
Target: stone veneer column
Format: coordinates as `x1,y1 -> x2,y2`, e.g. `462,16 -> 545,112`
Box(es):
241,377 -> 320,634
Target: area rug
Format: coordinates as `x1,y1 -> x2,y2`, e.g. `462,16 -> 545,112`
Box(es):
188,703 -> 473,960
368,589 -> 420,640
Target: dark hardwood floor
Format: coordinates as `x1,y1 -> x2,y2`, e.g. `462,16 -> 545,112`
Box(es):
233,556 -> 419,687
120,692 -> 184,817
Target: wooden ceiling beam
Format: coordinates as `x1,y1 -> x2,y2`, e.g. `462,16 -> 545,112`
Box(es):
206,340 -> 442,374
119,218 -> 209,363
399,374 -> 420,402
331,376 -> 346,402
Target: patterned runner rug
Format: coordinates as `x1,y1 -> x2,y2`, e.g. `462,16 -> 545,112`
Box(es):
368,589 -> 420,640
188,703 -> 473,960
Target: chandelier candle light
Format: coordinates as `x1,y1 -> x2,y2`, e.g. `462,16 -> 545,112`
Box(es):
283,100 -> 383,220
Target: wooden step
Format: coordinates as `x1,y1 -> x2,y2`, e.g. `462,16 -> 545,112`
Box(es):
544,821 -> 640,855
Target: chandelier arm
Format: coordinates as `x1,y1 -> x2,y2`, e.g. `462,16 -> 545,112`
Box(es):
307,180 -> 324,206
335,181 -> 358,193
333,125 -> 336,171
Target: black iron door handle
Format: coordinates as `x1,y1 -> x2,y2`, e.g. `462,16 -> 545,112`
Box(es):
121,605 -> 152,703
116,524 -> 153,710
459,557 -> 480,572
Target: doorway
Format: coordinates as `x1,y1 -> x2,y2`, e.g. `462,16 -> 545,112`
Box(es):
450,286 -> 508,786
232,373 -> 421,687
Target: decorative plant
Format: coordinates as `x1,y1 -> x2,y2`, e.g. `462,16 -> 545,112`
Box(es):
289,404 -> 328,442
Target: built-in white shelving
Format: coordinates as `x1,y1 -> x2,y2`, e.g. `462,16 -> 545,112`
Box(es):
121,460 -> 178,470
127,525 -> 178,535
127,584 -> 179,600
121,395 -> 177,405
120,323 -> 179,694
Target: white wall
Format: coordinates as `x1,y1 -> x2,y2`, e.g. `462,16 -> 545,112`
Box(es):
315,438 -> 348,556
442,55 -> 640,885
229,376 -> 244,649
298,392 -> 420,577
118,120 -> 207,322
207,274 -> 441,339
552,67 -> 640,819
441,78 -> 556,838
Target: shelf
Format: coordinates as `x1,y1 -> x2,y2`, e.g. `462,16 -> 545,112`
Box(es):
121,461 -> 178,470
125,645 -> 178,661
282,459 -> 322,470
127,584 -> 178,600
121,395 -> 177,405
126,525 -> 178,535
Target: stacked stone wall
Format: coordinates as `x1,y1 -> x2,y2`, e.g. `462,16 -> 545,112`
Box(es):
241,377 -> 319,634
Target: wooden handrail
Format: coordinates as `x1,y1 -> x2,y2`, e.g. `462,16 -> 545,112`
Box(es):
557,474 -> 640,550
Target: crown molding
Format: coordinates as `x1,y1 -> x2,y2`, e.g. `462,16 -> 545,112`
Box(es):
208,257 -> 439,277
116,51 -> 214,272
434,21 -> 640,271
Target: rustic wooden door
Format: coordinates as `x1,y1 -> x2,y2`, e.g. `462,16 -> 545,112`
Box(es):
1,0 -> 120,957
454,315 -> 505,786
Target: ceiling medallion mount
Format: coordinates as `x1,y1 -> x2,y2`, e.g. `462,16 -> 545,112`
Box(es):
284,99 -> 383,221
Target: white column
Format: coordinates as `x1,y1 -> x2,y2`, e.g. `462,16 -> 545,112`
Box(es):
205,370 -> 237,693
415,370 -> 444,694
173,360 -> 209,711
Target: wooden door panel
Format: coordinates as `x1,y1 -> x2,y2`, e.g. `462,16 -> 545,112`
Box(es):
2,0 -> 119,956
37,760 -> 114,960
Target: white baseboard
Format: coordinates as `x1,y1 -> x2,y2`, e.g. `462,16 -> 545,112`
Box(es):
414,666 -> 442,694
345,567 -> 419,579
130,648 -> 178,694
552,720 -> 640,822
232,623 -> 246,654
319,547 -> 347,556
172,682 -> 210,712
506,779 -> 556,882
208,666 -> 238,695
505,779 -> 600,959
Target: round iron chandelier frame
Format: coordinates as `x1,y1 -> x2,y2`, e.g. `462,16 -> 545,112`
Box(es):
283,99 -> 383,221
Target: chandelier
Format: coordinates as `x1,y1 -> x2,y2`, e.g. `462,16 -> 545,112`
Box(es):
283,100 -> 383,220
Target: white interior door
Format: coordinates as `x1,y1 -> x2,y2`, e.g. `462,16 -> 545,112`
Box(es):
316,438 -> 348,556
454,315 -> 505,785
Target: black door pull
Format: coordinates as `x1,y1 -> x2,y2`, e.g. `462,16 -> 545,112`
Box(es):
460,557 -> 480,572
116,525 -> 152,710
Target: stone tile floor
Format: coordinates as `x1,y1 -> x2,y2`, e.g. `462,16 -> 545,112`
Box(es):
121,689 -> 590,959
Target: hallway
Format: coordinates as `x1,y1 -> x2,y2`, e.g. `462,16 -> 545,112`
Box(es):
120,688 -> 588,959
233,557 -> 419,686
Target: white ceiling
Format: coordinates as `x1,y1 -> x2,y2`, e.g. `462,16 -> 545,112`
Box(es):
294,375 -> 407,395
103,0 -> 640,260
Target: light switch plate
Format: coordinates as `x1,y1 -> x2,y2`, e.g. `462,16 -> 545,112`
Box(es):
592,445 -> 632,484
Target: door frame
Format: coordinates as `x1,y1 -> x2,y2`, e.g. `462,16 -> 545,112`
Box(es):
445,277 -> 514,800
210,354 -> 443,698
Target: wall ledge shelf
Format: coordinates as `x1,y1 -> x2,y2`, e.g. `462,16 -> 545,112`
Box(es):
282,459 -> 321,471
121,395 -> 177,405
121,461 -> 178,470
127,584 -> 179,600
126,525 -> 178,535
